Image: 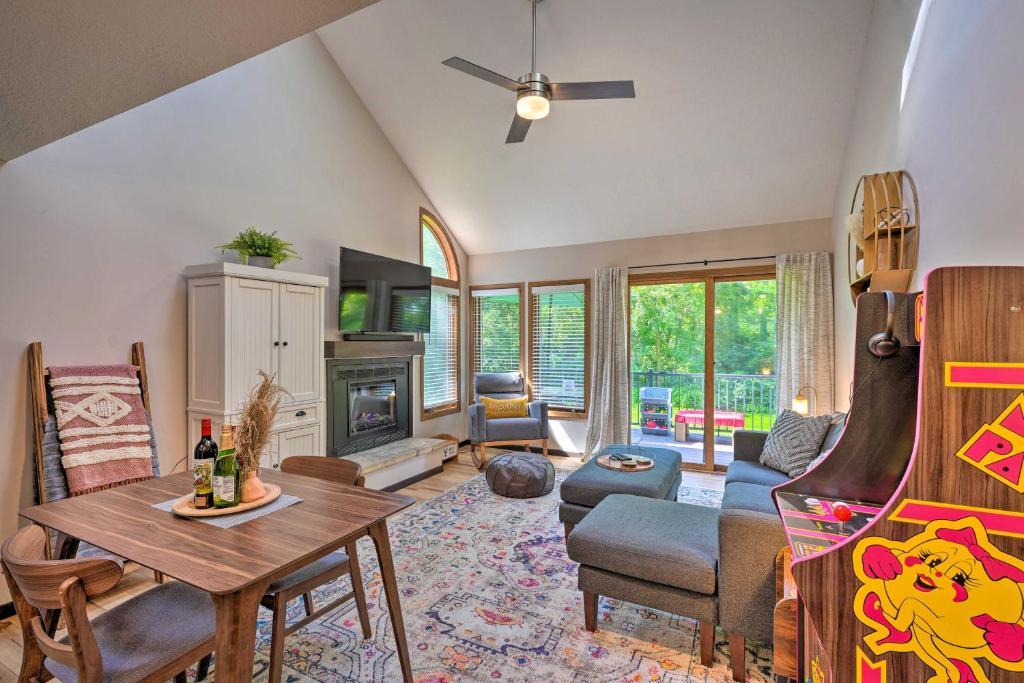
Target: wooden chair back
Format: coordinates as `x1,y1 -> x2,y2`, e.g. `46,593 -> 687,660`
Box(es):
1,525 -> 125,682
280,455 -> 365,487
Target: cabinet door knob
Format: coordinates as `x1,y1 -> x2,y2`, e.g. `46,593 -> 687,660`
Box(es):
274,341 -> 280,346
282,341 -> 289,346
273,463 -> 279,469
295,410 -> 307,417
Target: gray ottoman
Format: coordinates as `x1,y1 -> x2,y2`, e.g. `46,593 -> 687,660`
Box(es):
486,452 -> 555,498
559,445 -> 681,535
566,494 -> 720,667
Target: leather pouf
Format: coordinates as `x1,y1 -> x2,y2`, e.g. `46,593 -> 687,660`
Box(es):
485,452 -> 555,499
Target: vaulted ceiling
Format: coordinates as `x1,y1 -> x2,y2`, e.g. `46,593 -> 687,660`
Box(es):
0,0 -> 379,160
319,0 -> 873,254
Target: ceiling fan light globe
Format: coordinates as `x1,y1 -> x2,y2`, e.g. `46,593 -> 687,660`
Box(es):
516,93 -> 550,120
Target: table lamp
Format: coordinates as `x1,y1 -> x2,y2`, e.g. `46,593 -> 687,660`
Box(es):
792,385 -> 816,416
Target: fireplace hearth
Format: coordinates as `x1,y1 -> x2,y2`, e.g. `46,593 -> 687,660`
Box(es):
327,357 -> 411,456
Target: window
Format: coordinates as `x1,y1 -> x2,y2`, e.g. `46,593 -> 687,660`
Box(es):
471,285 -> 524,378
529,280 -> 589,414
420,209 -> 461,418
423,286 -> 459,412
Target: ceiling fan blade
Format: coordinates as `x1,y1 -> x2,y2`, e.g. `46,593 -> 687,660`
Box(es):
505,113 -> 531,144
442,57 -> 522,92
549,80 -> 636,101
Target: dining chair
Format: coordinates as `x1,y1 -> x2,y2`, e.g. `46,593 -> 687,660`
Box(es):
263,456 -> 372,683
0,524 -> 214,683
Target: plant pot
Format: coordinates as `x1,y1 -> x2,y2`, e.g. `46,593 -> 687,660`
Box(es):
247,255 -> 275,269
239,471 -> 267,502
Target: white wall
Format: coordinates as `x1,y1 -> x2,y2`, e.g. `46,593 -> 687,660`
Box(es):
470,218 -> 833,453
0,34 -> 467,603
831,0 -> 1024,405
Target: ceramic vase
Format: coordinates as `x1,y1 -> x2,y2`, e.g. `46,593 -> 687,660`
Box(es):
239,471 -> 267,502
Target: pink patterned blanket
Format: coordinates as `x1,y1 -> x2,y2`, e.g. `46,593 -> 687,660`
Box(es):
48,364 -> 154,495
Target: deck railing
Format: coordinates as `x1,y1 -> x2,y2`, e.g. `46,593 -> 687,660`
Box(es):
631,370 -> 778,433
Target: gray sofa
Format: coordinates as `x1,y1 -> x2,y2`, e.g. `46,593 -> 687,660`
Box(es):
467,372 -> 549,467
719,418 -> 845,647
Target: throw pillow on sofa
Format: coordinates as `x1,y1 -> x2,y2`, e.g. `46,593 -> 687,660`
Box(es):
759,410 -> 833,477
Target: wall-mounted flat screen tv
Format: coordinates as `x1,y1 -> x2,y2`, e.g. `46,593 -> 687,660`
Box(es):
338,247 -> 432,333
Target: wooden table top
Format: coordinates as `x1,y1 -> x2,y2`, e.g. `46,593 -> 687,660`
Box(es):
19,469 -> 415,595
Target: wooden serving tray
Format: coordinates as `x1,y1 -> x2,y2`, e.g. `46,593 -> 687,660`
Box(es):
596,455 -> 655,472
171,483 -> 281,518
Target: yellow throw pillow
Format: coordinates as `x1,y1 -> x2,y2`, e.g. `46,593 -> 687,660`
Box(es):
481,396 -> 529,419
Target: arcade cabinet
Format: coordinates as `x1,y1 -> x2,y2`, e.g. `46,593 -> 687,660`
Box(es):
777,267 -> 1024,683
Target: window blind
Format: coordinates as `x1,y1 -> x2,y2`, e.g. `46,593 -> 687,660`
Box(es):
423,286 -> 459,411
472,288 -> 521,375
530,283 -> 587,411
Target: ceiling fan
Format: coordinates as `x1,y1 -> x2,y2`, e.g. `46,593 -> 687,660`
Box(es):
442,0 -> 636,143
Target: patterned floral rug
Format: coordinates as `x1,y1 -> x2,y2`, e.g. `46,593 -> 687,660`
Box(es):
239,467 -> 773,682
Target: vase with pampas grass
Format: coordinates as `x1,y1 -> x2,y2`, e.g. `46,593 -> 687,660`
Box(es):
234,370 -> 290,502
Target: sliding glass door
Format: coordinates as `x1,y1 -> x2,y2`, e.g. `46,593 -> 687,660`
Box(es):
629,268 -> 777,471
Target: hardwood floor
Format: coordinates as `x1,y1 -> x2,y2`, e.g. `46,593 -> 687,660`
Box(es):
0,448 -> 725,681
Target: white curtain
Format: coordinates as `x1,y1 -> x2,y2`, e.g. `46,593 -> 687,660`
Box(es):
776,252 -> 835,415
584,267 -> 630,460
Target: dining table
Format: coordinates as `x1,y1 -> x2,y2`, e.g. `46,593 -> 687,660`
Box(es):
19,468 -> 417,682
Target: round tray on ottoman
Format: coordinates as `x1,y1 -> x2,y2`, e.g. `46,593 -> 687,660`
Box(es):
486,452 -> 555,498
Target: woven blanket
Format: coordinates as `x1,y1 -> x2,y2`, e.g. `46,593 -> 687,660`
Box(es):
48,364 -> 154,495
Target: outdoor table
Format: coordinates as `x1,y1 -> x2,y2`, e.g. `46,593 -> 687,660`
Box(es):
674,409 -> 746,441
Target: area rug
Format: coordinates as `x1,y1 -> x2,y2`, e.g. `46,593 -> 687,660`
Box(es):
238,470 -> 771,682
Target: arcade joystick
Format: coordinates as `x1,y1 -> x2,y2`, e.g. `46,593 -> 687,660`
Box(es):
833,503 -> 853,523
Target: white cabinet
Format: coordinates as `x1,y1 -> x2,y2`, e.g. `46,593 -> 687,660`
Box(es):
185,263 -> 328,466
277,284 -> 322,404
279,424 -> 320,462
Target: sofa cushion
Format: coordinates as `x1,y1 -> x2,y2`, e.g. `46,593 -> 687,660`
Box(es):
484,417 -> 542,441
806,413 -> 848,471
560,446 -> 681,508
721,481 -> 780,516
759,410 -> 833,477
567,495 -> 719,595
725,460 -> 790,488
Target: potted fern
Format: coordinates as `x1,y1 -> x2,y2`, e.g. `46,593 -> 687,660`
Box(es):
218,227 -> 299,268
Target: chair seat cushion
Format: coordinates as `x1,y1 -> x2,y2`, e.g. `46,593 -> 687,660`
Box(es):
484,417 -> 542,442
560,446 -> 681,508
267,551 -> 350,594
46,581 -> 214,683
725,460 -> 790,488
567,495 -> 720,595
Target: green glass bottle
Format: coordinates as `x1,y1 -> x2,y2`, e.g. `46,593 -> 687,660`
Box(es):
213,424 -> 239,508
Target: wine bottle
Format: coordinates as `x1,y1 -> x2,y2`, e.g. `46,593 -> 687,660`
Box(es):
192,418 -> 217,509
213,424 -> 239,508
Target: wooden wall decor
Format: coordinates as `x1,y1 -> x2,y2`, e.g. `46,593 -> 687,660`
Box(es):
777,267 -> 1024,683
847,170 -> 920,302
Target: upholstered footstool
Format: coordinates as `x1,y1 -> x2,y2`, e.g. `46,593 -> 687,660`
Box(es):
566,494 -> 720,668
559,445 -> 681,536
485,452 -> 556,498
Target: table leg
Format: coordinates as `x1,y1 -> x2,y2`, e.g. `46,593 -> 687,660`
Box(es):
368,520 -> 413,683
211,579 -> 270,681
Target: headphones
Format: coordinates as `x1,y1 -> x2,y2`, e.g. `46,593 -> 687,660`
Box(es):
867,290 -> 901,358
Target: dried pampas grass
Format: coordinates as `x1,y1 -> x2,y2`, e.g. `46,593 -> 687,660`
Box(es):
234,370 -> 290,475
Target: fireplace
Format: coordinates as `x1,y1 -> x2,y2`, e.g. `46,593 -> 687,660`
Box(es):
327,357 -> 411,456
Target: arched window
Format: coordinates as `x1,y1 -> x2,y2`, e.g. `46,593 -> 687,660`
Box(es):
420,209 -> 461,418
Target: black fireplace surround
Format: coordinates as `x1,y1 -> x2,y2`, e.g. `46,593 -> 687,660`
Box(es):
327,357 -> 411,456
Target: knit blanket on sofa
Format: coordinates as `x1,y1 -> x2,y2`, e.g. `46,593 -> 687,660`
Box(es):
48,364 -> 154,495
